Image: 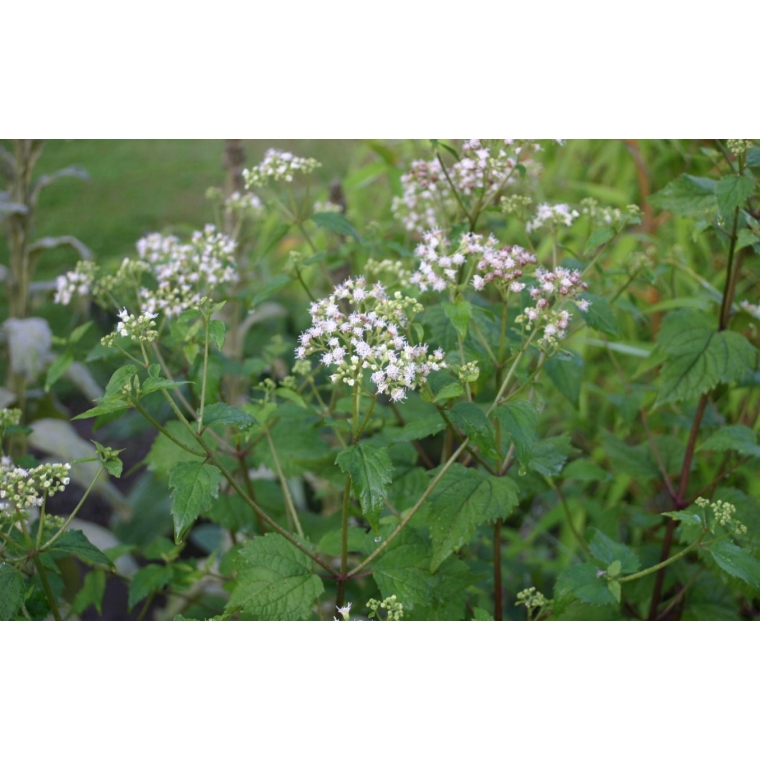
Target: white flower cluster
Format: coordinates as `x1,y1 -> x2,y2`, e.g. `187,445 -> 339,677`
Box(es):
296,276 -> 446,402
102,307 -> 159,347
516,266 -> 589,347
0,458 -> 71,514
137,225 -> 238,318
243,149 -> 321,187
54,261 -> 98,306
392,140 -> 542,234
0,408 -> 22,429
472,243 -> 538,294
313,200 -> 343,215
526,203 -> 579,233
410,229 -> 472,293
225,191 -> 263,215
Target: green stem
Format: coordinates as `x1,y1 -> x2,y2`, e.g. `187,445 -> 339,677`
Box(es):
198,317 -> 210,433
265,429 -> 304,539
335,475 -> 352,611
134,402 -> 205,458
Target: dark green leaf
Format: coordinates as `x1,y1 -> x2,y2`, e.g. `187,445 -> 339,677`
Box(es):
528,435 -> 574,477
649,174 -> 718,216
128,564 -> 173,610
168,462 -> 223,543
579,293 -> 619,337
545,350 -> 584,407
555,563 -> 618,608
698,424 -> 760,459
141,376 -> 188,397
373,530 -> 435,609
45,352 -> 74,391
589,529 -> 640,573
201,402 -> 257,431
583,226 -> 614,254
434,382 -> 465,403
392,413 -> 445,443
427,464 -> 518,571
251,273 -> 292,308
0,565 -> 24,620
72,398 -> 131,420
707,541 -> 760,588
335,444 -> 394,529
493,401 -> 538,466
448,402 -> 495,455
442,300 -> 472,340
312,212 -> 360,241
227,534 -> 324,620
104,365 -> 140,399
208,320 -> 227,350
562,459 -> 610,482
71,569 -> 106,616
715,174 -> 754,219
48,530 -> 113,567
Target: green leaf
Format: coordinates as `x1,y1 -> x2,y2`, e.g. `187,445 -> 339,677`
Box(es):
737,229 -> 760,250
128,564 -> 173,610
698,424 -> 760,459
747,147 -> 760,168
493,401 -> 538,466
434,382 -> 464,403
555,563 -> 618,608
442,300 -> 472,340
48,530 -> 113,567
208,320 -> 227,350
562,459 -> 610,482
251,272 -> 292,308
649,174 -> 718,216
447,402 -> 495,455
583,226 -> 614,254
656,309 -> 756,406
104,365 -> 140,399
274,387 -> 308,408
168,462 -> 223,543
227,534 -> 324,620
71,569 -> 106,616
312,211 -> 360,241
201,402 -> 257,431
0,565 -> 24,620
427,464 -> 518,571
140,376 -> 189,397
545,350 -> 584,407
589,529 -> 640,573
528,435 -> 574,477
145,420 -> 207,478
69,321 -> 94,345
392,413 -> 445,443
372,530 -> 435,609
661,510 -> 703,528
715,174 -> 754,220
335,444 -> 394,529
579,293 -> 619,337
45,352 -> 74,391
472,607 -> 494,621
71,398 -> 131,420
707,541 -> 760,588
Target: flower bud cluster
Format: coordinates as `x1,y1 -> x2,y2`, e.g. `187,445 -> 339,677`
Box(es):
0,458 -> 71,514
367,595 -> 404,621
501,194 -> 533,216
296,276 -> 446,402
514,266 -> 589,348
727,139 -> 754,158
136,225 -> 238,318
472,243 -> 538,295
515,587 -> 548,619
695,497 -> 747,534
526,203 -> 579,233
243,149 -> 321,187
457,361 -> 480,384
102,308 -> 159,347
54,261 -> 99,306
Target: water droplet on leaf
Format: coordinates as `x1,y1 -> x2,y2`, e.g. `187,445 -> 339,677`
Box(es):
374,536 -> 382,543
518,466 -> 527,477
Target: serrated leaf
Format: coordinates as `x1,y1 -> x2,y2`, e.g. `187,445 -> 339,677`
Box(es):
312,211 -> 360,241
661,510 -> 703,527
656,309 -> 756,406
373,530 -> 436,609
715,174 -> 754,220
579,293 -> 619,337
392,412 -> 445,443
201,402 -> 257,430
434,382 -> 464,403
71,569 -> 106,616
48,530 -> 113,567
103,365 -> 140,399
146,420 -> 207,478
545,350 -> 584,407
707,541 -> 760,588
584,226 -> 614,254
0,565 -> 24,620
227,534 -> 324,620
589,529 -> 640,573
698,424 -> 760,459
442,300 -> 472,340
71,398 -> 131,420
128,564 -> 173,610
528,435 -> 574,477
335,444 -> 393,529
555,563 -> 618,608
427,464 -> 518,571
649,174 -> 718,216
168,462 -> 223,543
493,401 -> 538,465
208,320 -> 227,350
737,229 -> 760,250
448,402 -> 495,455
141,376 -> 189,397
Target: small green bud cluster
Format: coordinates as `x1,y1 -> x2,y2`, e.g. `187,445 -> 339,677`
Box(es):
727,140 -> 753,158
96,258 -> 152,299
243,149 -> 321,187
43,513 -> 66,530
0,408 -> 22,432
695,497 -> 747,534
501,194 -> 532,216
364,258 -> 413,289
292,359 -> 313,377
0,458 -> 71,514
515,586 -> 548,610
458,361 -> 480,384
367,595 -> 404,621
102,308 -> 159,347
